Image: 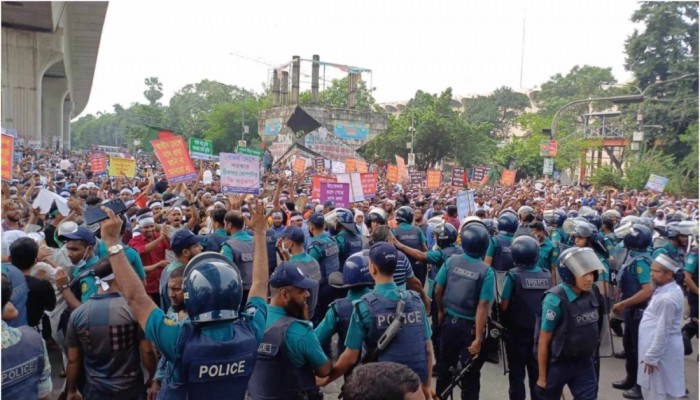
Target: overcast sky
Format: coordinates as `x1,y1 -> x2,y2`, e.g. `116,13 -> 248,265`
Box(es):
83,0 -> 643,116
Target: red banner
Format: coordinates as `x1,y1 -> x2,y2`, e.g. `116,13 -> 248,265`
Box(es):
1,134 -> 14,182
387,165 -> 399,183
151,137 -> 197,184
501,169 -> 517,186
89,152 -> 107,175
427,170 -> 441,189
312,175 -> 337,199
360,172 -> 378,198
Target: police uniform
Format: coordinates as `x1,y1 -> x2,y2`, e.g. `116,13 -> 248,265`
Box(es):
535,239 -> 559,275
1,321 -> 52,398
72,255 -> 101,303
309,232 -> 341,325
683,249 -> 699,345
315,287 -> 371,355
288,252 -> 321,320
435,253 -> 495,399
501,265 -> 551,400
393,222 -> 429,285
536,283 -> 602,399
486,233 -> 514,273
549,227 -> 567,245
335,228 -> 364,269
221,230 -> 254,309
1,263 -> 28,327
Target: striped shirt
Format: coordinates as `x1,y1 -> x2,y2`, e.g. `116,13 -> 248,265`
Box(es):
392,249 -> 415,288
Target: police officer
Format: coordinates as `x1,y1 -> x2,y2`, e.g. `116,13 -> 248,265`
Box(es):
393,205 -> 429,285
319,242 -> 433,400
435,219 -> 494,400
1,273 -> 52,399
315,251 -> 374,359
535,247 -> 604,400
683,229 -> 698,355
248,262 -> 331,400
652,221 -> 687,264
543,209 -> 567,245
500,236 -> 552,400
279,226 -> 322,321
221,210 -> 255,309
366,207 -> 387,236
334,208 -> 365,268
101,202 -> 270,399
611,224 -> 654,400
515,206 -> 535,238
308,212 -> 342,325
485,212 -> 517,274
530,222 -> 560,279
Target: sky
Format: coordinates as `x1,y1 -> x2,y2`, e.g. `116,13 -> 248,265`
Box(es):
83,0 -> 644,116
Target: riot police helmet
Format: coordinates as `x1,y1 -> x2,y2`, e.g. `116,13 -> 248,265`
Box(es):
395,206 -> 415,225
623,224 -> 653,251
334,208 -> 359,233
497,213 -> 519,235
460,220 -> 490,258
183,252 -> 243,323
557,247 -> 604,285
511,235 -> 540,269
329,251 -> 374,289
433,223 -> 458,249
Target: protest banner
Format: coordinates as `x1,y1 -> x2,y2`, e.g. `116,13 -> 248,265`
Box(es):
151,136 -> 197,184
336,173 -> 365,202
345,158 -> 357,173
89,152 -> 107,175
548,140 -> 558,157
456,190 -> 476,221
543,158 -> 554,175
473,166 -> 486,182
410,171 -> 422,186
314,157 -> 325,170
108,157 -> 136,178
451,167 -> 465,186
500,169 -> 517,186
644,174 -> 669,193
356,160 -> 368,173
360,172 -> 378,198
427,170 -> 442,189
219,152 -> 260,194
320,182 -> 350,208
1,134 -> 14,181
188,138 -> 214,160
312,175 -> 337,199
331,161 -> 346,174
293,157 -> 307,174
235,146 -> 264,158
395,155 -> 408,182
387,165 -> 399,183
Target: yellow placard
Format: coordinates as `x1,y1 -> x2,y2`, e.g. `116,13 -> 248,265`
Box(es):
109,157 -> 136,178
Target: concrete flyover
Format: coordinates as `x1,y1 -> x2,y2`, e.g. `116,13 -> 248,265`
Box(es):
1,1 -> 108,149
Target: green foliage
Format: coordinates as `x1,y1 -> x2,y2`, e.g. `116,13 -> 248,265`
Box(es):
589,165 -> 623,188
143,77 -> 164,106
462,86 -> 530,138
299,76 -> 377,111
535,65 -> 618,119
203,98 -> 263,154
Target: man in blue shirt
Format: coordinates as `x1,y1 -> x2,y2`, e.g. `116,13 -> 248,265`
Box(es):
99,201 -> 270,399
221,210 -> 254,309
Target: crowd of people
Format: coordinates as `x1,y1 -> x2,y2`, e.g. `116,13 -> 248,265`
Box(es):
1,146 -> 698,400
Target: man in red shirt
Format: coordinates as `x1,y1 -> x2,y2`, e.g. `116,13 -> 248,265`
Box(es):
128,211 -> 170,307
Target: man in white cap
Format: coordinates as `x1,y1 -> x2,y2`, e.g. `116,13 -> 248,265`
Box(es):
637,254 -> 686,400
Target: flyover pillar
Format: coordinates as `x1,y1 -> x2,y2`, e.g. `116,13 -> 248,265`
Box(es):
41,76 -> 68,148
63,99 -> 74,150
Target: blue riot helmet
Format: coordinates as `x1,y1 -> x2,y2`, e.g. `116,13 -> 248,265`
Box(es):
482,218 -> 498,236
666,221 -> 681,239
638,217 -> 654,231
543,210 -> 558,226
329,250 -> 374,289
623,224 -> 653,251
395,206 -> 414,225
367,207 -> 387,226
578,206 -> 596,222
566,210 -> 579,219
557,247 -> 604,285
183,252 -> 242,323
554,209 -> 568,227
511,235 -> 540,269
572,220 -> 594,239
433,223 -> 458,249
334,208 -> 357,233
602,210 -> 621,225
498,208 -> 517,219
460,219 -> 490,258
497,213 -> 519,235
589,214 -> 602,230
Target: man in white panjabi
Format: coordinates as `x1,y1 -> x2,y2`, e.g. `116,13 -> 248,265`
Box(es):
637,253 -> 686,400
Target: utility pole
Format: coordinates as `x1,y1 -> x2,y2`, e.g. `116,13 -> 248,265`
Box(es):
409,117 -> 415,154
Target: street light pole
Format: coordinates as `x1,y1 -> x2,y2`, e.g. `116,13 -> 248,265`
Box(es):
409,117 -> 416,154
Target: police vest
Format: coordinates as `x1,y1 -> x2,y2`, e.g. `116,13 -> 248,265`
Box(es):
309,237 -> 340,284
541,285 -> 600,363
394,226 -> 426,273
332,298 -> 354,355
265,229 -> 278,273
507,268 -> 552,330
438,246 -> 463,269
248,317 -> 319,400
161,321 -> 257,400
1,326 -> 45,398
443,256 -> 489,318
619,253 -> 653,313
338,231 -> 364,269
226,237 -> 254,290
491,235 -> 514,272
361,291 -> 428,382
514,224 -> 531,238
292,257 -> 321,320
204,234 -> 228,253
2,264 -> 28,327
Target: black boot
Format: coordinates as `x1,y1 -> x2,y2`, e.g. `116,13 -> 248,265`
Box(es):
612,378 -> 636,390
622,385 -> 643,399
613,350 -> 626,359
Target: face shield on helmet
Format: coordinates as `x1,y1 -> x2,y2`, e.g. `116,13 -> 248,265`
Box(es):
622,224 -> 653,250
557,247 -> 604,285
183,252 -> 243,323
578,206 -> 596,222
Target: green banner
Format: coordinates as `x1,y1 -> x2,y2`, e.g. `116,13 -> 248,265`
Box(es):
236,146 -> 264,158
189,138 -> 213,159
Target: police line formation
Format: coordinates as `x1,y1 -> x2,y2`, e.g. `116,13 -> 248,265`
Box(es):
1,149 -> 698,400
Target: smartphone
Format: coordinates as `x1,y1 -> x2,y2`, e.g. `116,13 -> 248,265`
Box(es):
84,199 -> 130,226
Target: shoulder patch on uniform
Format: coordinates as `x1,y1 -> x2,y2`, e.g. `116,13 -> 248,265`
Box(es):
81,282 -> 87,293
636,267 -> 643,274
545,310 -> 556,321
163,317 -> 177,326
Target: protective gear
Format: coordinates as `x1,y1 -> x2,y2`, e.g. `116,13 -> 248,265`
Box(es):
483,218 -> 498,235
367,207 -> 387,225
265,229 -> 279,273
309,235 -> 340,285
166,322 -> 257,399
395,206 -> 415,224
363,291 -> 429,381
506,268 -> 552,330
497,213 -> 519,235
677,220 -> 698,237
572,220 -> 594,238
183,252 -> 243,323
334,208 -> 358,233
433,223 -> 458,249
666,222 -> 681,239
443,256 -> 490,318
460,221 -> 490,259
394,224 -> 427,283
330,297 -> 353,355
459,216 -> 486,235
329,251 -> 373,289
543,210 -> 565,226
0,326 -> 46,398
337,230 -> 364,268
589,214 -> 602,230
3,264 -> 28,327
557,247 -> 604,285
491,235 -> 514,272
248,317 -> 320,400
602,210 -> 622,222
618,253 -> 653,313
225,237 -> 254,290
566,210 -> 579,219
517,206 -> 534,220
623,224 -> 652,251
578,206 -> 596,222
498,208 -> 517,219
511,236 -> 540,268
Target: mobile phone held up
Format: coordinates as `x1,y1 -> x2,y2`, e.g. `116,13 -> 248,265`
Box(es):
84,199 -> 130,226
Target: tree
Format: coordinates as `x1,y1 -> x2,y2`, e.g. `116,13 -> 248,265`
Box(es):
203,97 -> 265,153
463,86 -> 531,138
299,76 -> 377,111
143,77 -> 164,106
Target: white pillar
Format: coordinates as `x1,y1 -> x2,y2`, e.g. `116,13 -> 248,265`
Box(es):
41,76 -> 68,148
63,99 -> 73,150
